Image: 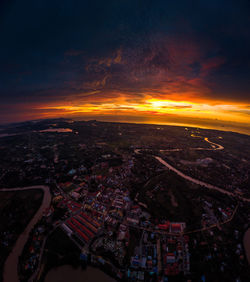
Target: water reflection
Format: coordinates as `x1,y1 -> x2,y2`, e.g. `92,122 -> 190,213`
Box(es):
39,128 -> 72,133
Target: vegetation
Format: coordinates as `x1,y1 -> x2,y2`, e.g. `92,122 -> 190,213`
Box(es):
0,190 -> 43,282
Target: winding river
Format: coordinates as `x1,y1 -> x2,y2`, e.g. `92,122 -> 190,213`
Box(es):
154,156 -> 234,197
0,135 -> 249,282
135,136 -> 250,203
136,136 -> 250,262
0,185 -> 51,282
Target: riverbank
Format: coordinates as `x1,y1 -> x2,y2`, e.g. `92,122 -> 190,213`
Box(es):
0,186 -> 51,282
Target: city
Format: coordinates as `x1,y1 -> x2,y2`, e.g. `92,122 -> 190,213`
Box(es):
1,1 -> 250,281
0,119 -> 249,281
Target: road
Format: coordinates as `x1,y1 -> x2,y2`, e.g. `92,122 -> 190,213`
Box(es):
0,185 -> 51,282
124,203 -> 238,236
184,202 -> 239,235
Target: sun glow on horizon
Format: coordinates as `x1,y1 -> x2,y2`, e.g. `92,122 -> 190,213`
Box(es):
36,97 -> 250,125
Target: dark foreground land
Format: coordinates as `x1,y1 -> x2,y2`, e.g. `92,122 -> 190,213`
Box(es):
0,190 -> 43,282
0,119 -> 249,281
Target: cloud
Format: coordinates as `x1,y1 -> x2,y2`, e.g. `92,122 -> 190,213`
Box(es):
0,0 -> 250,125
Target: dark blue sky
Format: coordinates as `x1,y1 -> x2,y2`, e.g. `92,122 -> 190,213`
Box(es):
0,0 -> 250,123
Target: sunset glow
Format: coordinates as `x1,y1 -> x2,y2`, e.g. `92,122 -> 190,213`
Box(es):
1,2 -> 250,280
36,98 -> 249,121
0,1 -> 249,134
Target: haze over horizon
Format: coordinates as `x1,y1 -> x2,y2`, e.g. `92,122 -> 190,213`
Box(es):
1,0 -> 250,133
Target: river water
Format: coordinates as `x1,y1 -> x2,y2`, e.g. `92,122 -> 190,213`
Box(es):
2,186 -> 51,282
45,265 -> 116,282
39,128 -> 72,133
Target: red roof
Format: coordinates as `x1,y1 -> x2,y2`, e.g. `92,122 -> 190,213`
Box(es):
158,222 -> 170,230
66,220 -> 89,242
171,223 -> 181,231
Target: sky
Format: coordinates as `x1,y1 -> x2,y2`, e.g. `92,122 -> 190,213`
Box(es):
0,0 -> 250,133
